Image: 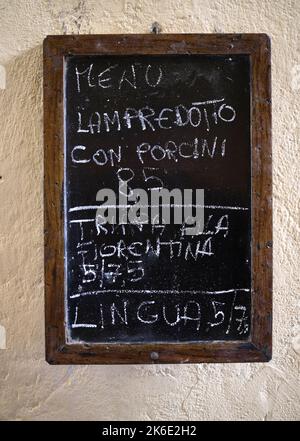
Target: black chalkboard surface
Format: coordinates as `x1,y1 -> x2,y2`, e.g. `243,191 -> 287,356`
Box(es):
44,34 -> 272,364
65,54 -> 251,343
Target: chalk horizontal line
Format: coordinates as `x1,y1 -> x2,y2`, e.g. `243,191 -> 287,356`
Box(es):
69,288 -> 250,299
69,204 -> 249,213
70,218 -> 95,223
192,98 -> 224,105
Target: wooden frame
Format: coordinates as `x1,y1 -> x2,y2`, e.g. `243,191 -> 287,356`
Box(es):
44,34 -> 272,364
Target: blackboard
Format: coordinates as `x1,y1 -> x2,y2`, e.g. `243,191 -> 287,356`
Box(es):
44,34 -> 272,364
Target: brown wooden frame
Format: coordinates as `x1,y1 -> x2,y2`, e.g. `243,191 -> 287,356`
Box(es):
44,34 -> 272,364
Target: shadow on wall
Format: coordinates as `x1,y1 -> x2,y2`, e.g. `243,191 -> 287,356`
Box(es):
0,45 -> 44,359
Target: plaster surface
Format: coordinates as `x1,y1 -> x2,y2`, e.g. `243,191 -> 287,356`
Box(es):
0,0 -> 299,421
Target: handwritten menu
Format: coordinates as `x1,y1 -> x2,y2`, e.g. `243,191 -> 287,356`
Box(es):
65,55 -> 251,343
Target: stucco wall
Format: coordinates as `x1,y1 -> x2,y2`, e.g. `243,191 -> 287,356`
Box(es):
0,0 -> 299,421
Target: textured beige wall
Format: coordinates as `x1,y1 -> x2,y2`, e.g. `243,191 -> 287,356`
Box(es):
0,0 -> 299,421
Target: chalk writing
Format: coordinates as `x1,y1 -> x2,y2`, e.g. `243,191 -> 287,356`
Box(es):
65,54 -> 251,343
